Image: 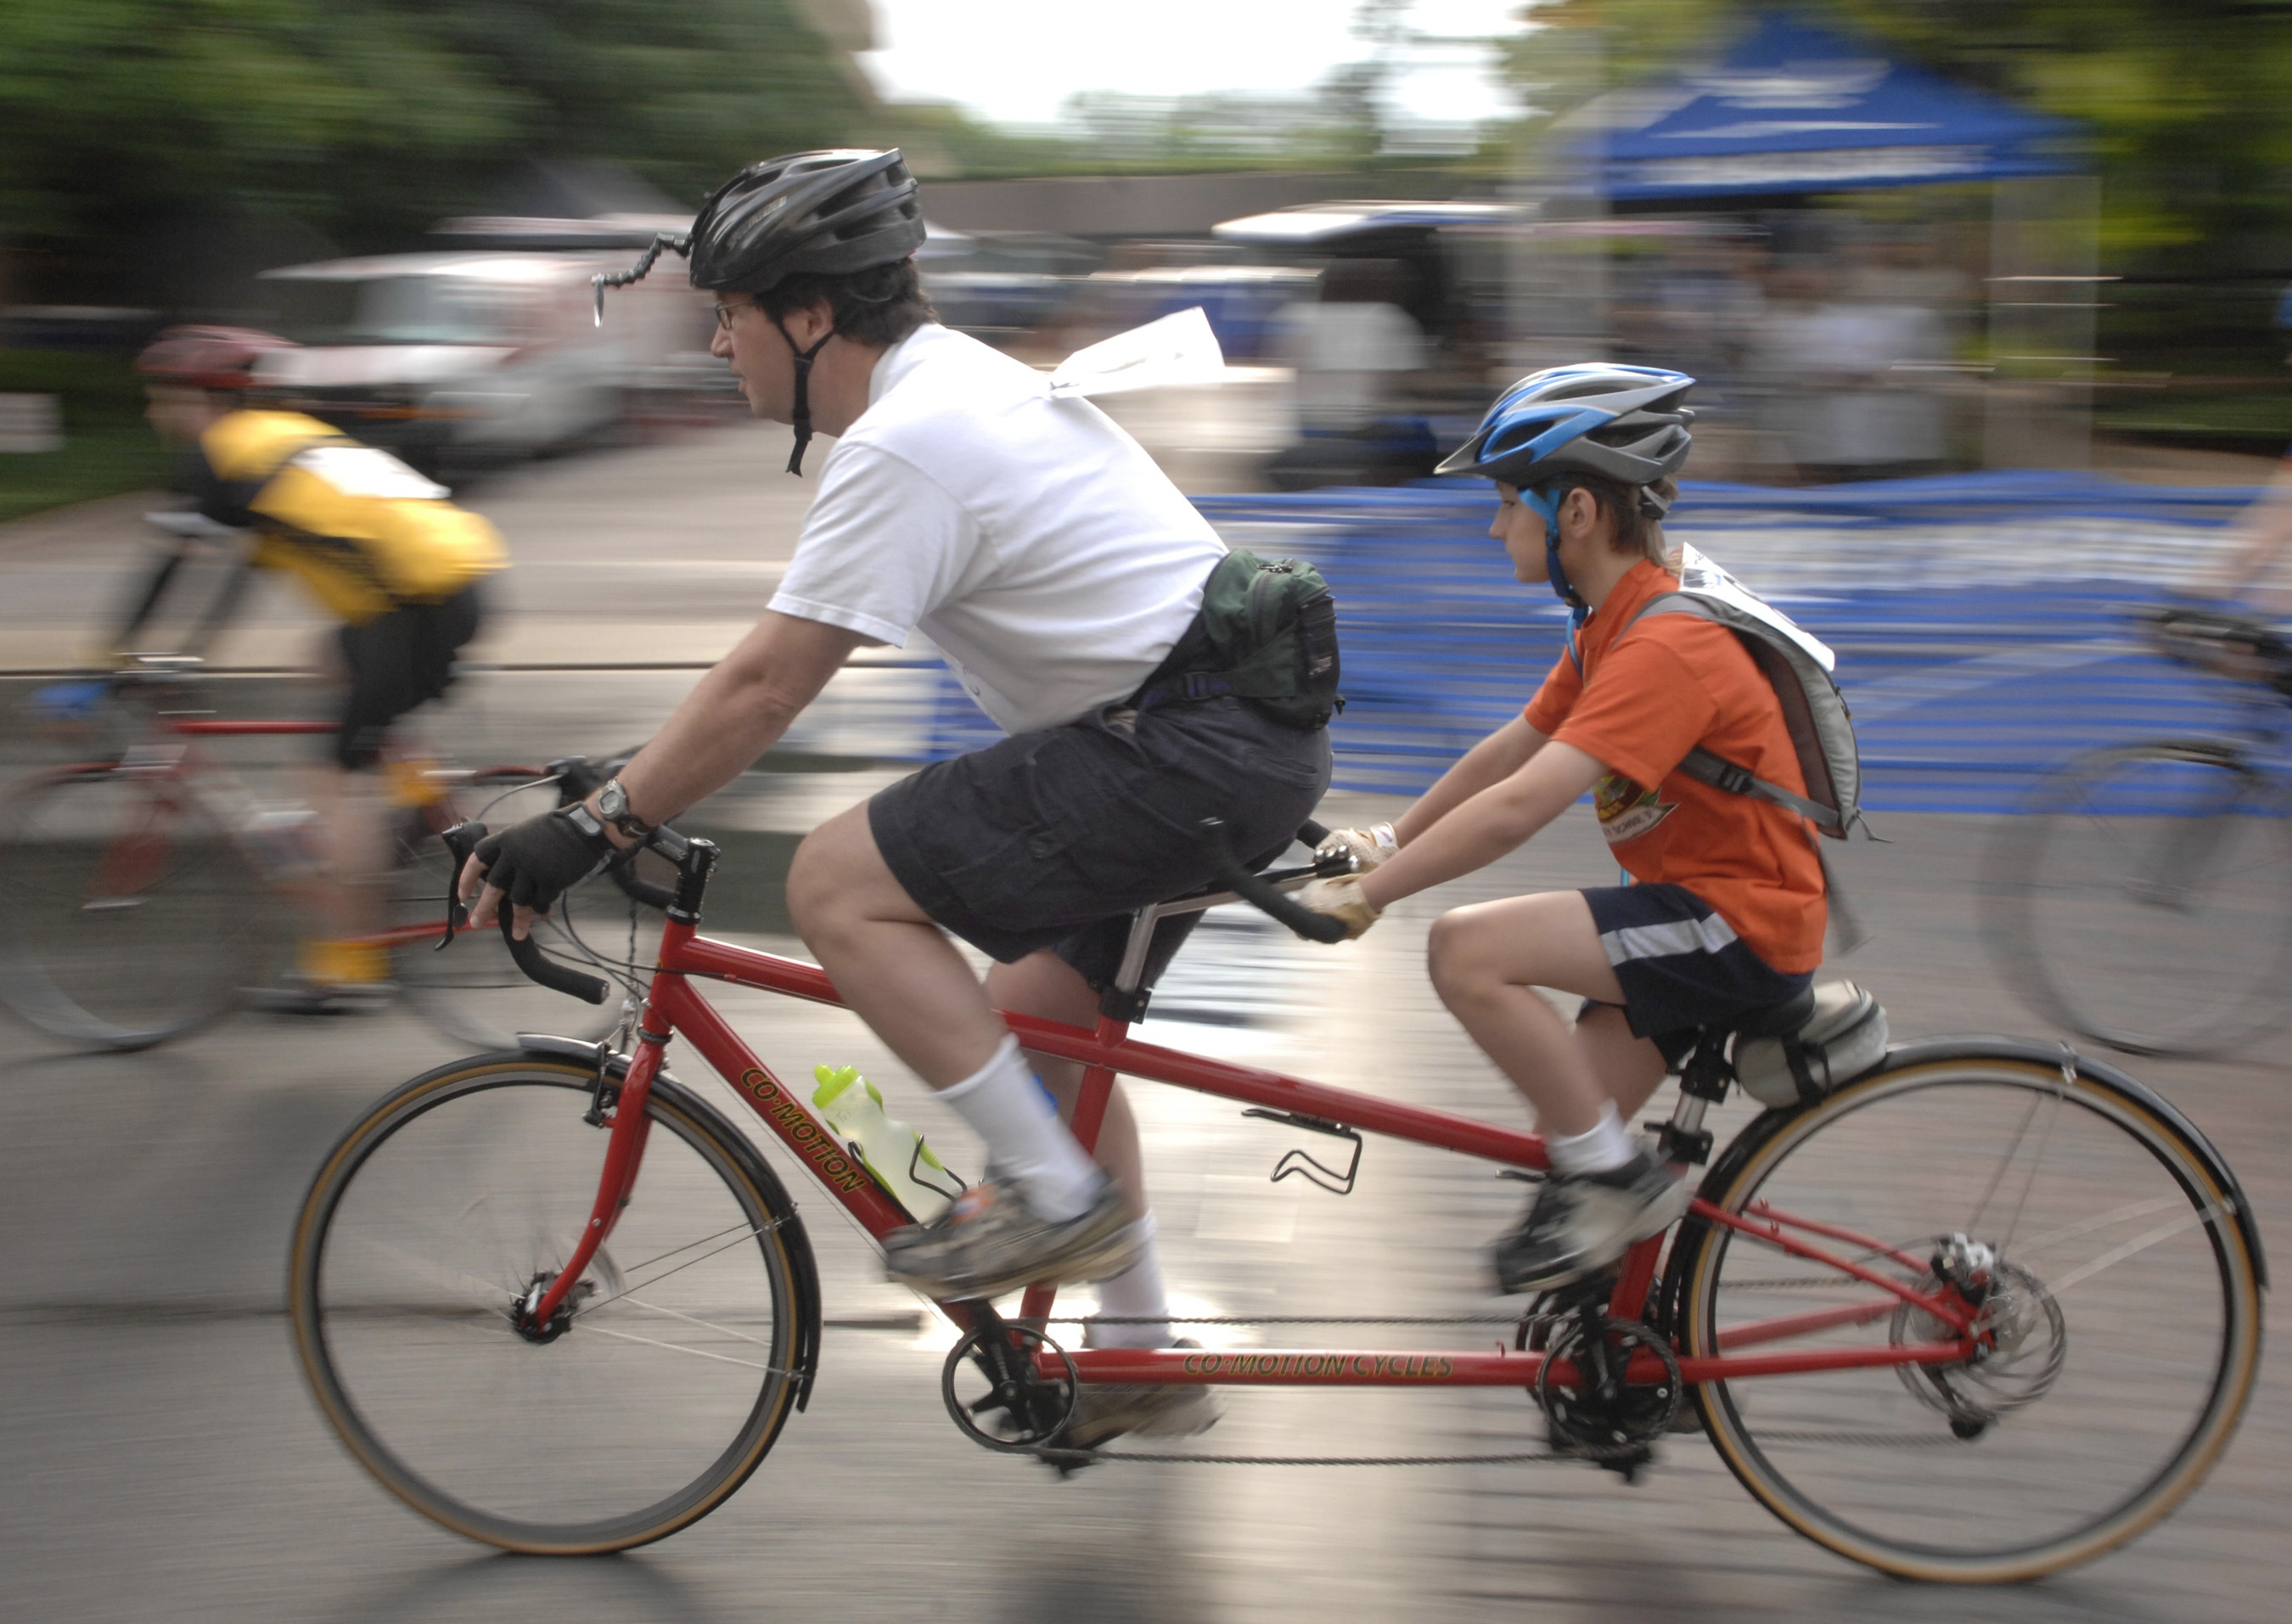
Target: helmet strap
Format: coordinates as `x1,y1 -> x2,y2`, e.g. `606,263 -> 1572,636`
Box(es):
1526,485 -> 1583,624
772,315 -> 838,475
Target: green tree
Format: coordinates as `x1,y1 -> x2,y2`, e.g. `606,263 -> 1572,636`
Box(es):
1500,0 -> 2292,263
0,0 -> 868,299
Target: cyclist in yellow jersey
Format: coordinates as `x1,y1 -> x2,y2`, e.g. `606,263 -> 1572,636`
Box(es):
120,327 -> 506,1009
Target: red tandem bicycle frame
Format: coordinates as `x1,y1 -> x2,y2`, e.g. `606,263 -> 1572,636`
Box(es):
520,908 -> 1984,1392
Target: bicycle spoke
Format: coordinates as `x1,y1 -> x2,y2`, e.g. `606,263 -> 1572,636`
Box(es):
1688,1058 -> 2258,1580
295,1068 -> 801,1548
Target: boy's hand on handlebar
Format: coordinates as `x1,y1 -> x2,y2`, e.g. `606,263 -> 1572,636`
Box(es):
457,808 -> 613,941
1316,822 -> 1398,873
1295,875 -> 1381,940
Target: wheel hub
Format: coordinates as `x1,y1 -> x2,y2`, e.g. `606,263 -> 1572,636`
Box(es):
1891,1234 -> 2066,1432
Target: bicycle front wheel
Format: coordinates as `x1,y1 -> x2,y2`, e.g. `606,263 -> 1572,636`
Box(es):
0,761 -> 268,1048
289,1057 -> 812,1553
1673,1048 -> 2263,1582
1984,743 -> 2292,1054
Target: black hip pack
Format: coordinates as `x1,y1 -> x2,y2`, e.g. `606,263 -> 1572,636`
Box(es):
1131,548 -> 1342,730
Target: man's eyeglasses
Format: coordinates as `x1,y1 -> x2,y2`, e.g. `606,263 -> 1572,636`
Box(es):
712,302 -> 750,332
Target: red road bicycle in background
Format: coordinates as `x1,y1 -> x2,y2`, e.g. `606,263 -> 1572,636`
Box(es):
287,790 -> 2265,1583
0,658 -> 658,1050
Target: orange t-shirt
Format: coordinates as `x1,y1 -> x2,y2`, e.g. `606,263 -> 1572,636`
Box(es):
1524,559 -> 1828,973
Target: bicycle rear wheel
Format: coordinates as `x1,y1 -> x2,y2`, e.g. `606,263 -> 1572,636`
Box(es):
388,772 -> 660,1048
1671,1047 -> 2263,1582
1983,743 -> 2292,1054
0,761 -> 269,1048
289,1056 -> 812,1553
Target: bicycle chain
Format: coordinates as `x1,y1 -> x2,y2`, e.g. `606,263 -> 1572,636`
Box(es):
1020,1310 -> 1659,1468
1031,1442 -> 1642,1467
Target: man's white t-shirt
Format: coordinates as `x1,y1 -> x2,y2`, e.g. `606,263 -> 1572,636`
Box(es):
769,323 -> 1226,734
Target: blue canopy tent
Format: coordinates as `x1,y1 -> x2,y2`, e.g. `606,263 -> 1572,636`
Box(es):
1549,14 -> 2096,467
1584,14 -> 2080,200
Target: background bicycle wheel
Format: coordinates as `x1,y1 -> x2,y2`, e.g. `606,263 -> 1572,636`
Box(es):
0,761 -> 275,1048
1981,743 -> 2292,1054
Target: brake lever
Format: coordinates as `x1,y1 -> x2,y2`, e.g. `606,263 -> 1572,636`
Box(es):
438,821 -> 486,950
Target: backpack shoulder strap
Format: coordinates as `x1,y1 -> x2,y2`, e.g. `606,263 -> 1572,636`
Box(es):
1676,745 -> 1845,835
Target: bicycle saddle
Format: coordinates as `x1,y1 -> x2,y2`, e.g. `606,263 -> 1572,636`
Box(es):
1717,986 -> 1818,1040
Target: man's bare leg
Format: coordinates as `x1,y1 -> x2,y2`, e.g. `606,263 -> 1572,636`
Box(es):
787,805 -> 1116,1245
984,950 -> 1147,1217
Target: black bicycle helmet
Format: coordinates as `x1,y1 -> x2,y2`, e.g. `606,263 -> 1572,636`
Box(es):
593,149 -> 927,474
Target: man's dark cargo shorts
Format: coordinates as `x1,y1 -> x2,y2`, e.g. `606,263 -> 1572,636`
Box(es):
870,695 -> 1331,993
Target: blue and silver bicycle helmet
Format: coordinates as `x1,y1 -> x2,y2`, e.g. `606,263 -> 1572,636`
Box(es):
1435,363 -> 1696,615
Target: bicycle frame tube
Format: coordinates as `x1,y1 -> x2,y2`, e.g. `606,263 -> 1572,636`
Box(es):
520,921 -> 1985,1384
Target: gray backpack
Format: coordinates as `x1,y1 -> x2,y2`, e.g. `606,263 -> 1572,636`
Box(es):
1622,543 -> 1865,842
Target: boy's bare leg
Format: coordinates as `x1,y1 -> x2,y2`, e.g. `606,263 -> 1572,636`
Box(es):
1426,890 -> 1666,1133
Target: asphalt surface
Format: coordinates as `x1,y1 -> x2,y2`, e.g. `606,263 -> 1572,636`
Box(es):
1,424 -> 2285,1622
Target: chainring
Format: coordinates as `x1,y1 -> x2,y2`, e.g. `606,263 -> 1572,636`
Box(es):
1535,1315 -> 1682,1469
941,1321 -> 1079,1453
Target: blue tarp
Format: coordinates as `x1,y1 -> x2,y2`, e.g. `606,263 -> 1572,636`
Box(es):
907,473 -> 2264,812
1581,15 -> 2081,200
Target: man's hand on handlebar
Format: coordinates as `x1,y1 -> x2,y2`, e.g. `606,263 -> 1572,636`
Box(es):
1295,874 -> 1382,941
458,808 -> 614,941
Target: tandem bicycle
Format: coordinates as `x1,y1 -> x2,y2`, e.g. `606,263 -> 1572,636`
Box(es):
287,779 -> 2266,1583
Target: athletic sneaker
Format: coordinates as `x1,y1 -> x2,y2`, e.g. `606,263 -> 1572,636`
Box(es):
1493,1153 -> 1689,1295
882,1176 -> 1139,1300
1059,1340 -> 1222,1451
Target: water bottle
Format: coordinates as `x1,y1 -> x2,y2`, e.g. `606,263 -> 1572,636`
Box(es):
811,1064 -> 965,1222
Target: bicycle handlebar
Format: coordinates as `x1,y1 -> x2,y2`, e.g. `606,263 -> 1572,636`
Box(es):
1202,818 -> 1350,944
438,819 -> 611,1005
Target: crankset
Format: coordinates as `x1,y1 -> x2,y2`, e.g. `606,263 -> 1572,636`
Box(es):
1534,1307 -> 1683,1481
941,1312 -> 1079,1455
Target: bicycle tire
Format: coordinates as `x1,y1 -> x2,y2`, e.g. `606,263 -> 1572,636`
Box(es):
388,770 -> 660,1049
1982,742 -> 2292,1055
289,1054 -> 815,1553
0,761 -> 270,1048
1670,1045 -> 2263,1582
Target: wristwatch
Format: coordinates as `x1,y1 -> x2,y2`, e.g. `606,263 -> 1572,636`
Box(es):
594,778 -> 654,841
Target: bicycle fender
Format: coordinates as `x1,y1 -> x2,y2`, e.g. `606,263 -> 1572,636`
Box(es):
514,1037 -> 829,1408
1873,1036 -> 2267,1291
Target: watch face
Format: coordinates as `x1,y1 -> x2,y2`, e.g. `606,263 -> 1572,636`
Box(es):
598,782 -> 627,819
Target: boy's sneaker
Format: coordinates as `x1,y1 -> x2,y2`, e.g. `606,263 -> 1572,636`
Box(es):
883,1176 -> 1139,1301
1493,1153 -> 1689,1295
1058,1340 -> 1222,1452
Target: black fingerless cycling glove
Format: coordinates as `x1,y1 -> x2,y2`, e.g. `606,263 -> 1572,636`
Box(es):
472,808 -> 614,915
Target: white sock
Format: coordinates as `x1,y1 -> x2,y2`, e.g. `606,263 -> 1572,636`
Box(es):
1087,1216 -> 1172,1349
938,1035 -> 1101,1221
1546,1102 -> 1636,1177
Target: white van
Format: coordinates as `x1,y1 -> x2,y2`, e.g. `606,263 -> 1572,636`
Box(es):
255,222 -> 711,471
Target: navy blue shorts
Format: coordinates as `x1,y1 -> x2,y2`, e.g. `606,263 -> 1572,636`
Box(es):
1579,882 -> 1813,1067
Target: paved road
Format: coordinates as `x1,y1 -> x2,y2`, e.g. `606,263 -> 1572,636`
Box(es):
0,431 -> 2284,1622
